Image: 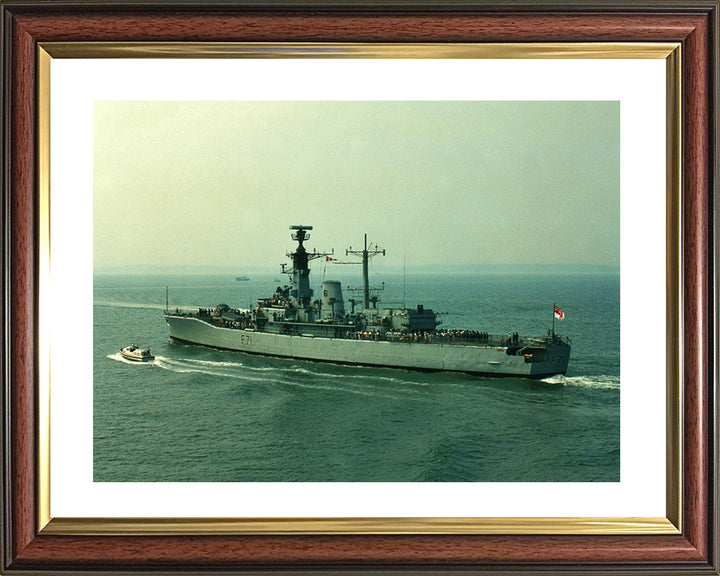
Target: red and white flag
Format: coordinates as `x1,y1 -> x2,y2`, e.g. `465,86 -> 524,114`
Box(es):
554,306 -> 565,321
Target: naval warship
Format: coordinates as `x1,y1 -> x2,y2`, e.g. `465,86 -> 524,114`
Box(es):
164,225 -> 571,378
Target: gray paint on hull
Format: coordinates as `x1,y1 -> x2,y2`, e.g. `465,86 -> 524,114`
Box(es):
166,315 -> 569,378
165,315 -> 570,378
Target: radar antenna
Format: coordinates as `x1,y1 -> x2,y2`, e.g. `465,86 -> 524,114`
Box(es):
346,234 -> 385,310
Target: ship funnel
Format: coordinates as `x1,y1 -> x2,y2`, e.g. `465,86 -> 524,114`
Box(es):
321,281 -> 345,321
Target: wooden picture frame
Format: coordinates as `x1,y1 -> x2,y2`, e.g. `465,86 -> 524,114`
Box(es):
2,1 -> 717,573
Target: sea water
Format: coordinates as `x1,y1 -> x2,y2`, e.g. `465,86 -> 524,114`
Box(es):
93,273 -> 619,482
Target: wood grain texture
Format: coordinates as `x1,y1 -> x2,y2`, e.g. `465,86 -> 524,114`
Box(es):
9,14 -> 37,563
8,534 -> 708,567
2,2 -> 717,573
681,10 -> 711,561
11,12 -> 708,43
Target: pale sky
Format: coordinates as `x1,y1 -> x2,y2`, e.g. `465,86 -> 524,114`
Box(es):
94,101 -> 619,273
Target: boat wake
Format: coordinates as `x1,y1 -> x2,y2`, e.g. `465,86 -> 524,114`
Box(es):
109,352 -> 615,392
165,357 -> 279,372
147,356 -> 417,400
152,356 -> 257,381
157,356 -> 410,382
541,374 -> 620,390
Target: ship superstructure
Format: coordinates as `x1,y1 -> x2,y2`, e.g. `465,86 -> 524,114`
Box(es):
164,225 -> 571,378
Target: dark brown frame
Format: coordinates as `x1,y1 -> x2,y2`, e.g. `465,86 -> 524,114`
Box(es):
1,1 -> 717,574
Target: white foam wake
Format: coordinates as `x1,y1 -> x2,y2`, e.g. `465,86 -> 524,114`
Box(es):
541,374 -> 620,389
110,353 -> 414,399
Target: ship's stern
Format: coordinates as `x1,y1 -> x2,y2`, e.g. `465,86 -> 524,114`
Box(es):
527,340 -> 571,378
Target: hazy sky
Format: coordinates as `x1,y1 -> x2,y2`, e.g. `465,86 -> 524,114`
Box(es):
94,101 -> 619,273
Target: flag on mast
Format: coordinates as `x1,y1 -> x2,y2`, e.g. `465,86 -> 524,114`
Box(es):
554,305 -> 565,321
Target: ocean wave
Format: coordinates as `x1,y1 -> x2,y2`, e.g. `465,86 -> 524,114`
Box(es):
541,374 -> 620,389
286,364 -> 417,385
279,379 -> 406,401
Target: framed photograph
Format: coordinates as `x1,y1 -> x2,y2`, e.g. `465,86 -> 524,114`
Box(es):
2,1 -> 717,574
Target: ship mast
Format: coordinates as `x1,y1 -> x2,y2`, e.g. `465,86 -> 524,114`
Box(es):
283,225 -> 333,307
346,234 -> 385,310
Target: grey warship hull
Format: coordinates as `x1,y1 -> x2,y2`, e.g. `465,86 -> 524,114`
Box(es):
164,225 -> 571,379
165,314 -> 570,378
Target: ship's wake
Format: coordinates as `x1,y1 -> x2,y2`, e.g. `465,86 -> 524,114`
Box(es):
109,352 -> 615,395
541,374 -> 620,390
147,356 -> 421,400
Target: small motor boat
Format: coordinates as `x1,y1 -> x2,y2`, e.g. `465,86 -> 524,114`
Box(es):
120,345 -> 155,362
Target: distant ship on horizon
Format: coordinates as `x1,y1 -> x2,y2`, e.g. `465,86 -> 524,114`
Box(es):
235,275 -> 250,281
165,225 -> 571,378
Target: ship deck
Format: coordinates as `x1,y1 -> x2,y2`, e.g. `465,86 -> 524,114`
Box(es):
165,311 -> 570,349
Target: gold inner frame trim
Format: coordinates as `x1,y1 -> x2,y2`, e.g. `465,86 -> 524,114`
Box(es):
42,516 -> 678,536
40,41 -> 679,59
36,41 -> 682,537
664,45 -> 683,532
37,46 -> 52,535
